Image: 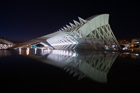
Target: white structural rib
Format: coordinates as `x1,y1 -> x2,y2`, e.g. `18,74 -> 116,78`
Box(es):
69,22 -> 75,29
78,17 -> 86,24
73,20 -> 80,26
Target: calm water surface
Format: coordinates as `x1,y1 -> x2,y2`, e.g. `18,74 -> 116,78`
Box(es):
0,49 -> 140,93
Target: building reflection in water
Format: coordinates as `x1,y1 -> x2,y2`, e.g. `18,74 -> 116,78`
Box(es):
0,50 -> 11,58
19,49 -> 119,83
118,52 -> 130,58
19,48 -> 21,55
19,48 -> 51,56
119,52 -> 140,59
26,48 -> 29,55
131,53 -> 140,59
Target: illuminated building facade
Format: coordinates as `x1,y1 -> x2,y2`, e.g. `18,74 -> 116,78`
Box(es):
0,39 -> 13,49
14,14 -> 120,50
131,38 -> 140,48
118,39 -> 130,50
118,40 -> 129,44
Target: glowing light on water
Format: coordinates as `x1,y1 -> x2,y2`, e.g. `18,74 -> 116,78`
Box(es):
26,48 -> 29,55
41,48 -> 43,54
134,53 -> 139,56
35,48 -> 37,54
19,48 -> 21,55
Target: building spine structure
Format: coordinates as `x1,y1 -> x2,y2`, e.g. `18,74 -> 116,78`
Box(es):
47,14 -> 120,50
14,14 -> 120,50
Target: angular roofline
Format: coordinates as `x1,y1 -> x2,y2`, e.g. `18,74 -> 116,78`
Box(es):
86,14 -> 109,21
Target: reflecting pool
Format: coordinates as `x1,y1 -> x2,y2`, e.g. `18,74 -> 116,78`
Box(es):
0,49 -> 140,92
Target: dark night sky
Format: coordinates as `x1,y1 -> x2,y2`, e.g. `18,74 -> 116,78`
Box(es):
0,0 -> 140,42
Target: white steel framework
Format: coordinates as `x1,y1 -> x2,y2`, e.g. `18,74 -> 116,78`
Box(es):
47,14 -> 120,50
14,14 -> 120,50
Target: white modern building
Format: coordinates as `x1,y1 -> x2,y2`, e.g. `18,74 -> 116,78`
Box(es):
0,39 -> 13,49
14,14 -> 120,50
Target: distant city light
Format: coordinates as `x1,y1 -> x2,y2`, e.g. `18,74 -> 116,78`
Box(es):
134,54 -> 139,56
134,42 -> 139,44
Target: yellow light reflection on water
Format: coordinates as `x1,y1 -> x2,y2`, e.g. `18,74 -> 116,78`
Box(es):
26,48 -> 29,55
19,48 -> 21,55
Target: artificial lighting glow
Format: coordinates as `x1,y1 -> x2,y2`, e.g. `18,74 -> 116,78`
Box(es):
35,48 -> 37,54
72,52 -> 77,57
19,48 -> 21,55
0,44 -> 12,49
134,42 -> 139,44
0,39 -> 13,49
105,45 -> 109,50
123,47 -> 127,50
51,50 -> 77,57
26,48 -> 29,55
134,54 -> 139,56
41,48 -> 44,53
